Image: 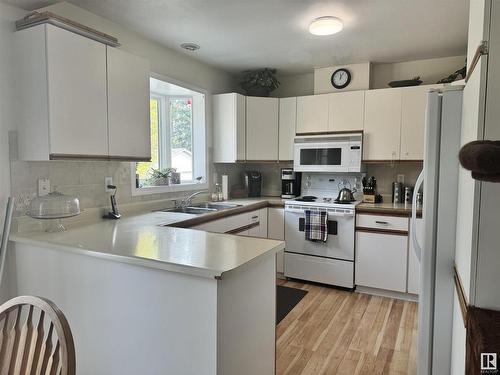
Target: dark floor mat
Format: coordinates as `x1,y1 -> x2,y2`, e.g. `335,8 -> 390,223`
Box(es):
277,285 -> 308,324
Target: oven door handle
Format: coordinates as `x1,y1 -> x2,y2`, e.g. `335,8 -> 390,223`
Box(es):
285,208 -> 354,217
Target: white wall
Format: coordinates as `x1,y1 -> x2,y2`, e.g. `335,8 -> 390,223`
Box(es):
371,56 -> 465,89
0,3 -> 25,227
0,1 -> 25,303
38,2 -> 235,95
272,72 -> 314,98
6,2 -> 237,214
474,0 -> 500,310
314,62 -> 371,94
450,1 -> 491,374
273,55 -> 465,97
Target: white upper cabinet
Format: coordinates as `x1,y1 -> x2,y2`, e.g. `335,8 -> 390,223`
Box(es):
400,85 -> 442,160
15,24 -> 108,160
363,88 -> 402,160
14,25 -> 150,161
107,47 -> 151,160
246,97 -> 279,161
46,25 -> 108,158
213,93 -> 246,162
328,91 -> 365,132
278,97 -> 297,161
296,94 -> 329,134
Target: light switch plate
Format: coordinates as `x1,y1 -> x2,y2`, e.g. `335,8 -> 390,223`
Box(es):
397,174 -> 405,184
38,178 -> 50,196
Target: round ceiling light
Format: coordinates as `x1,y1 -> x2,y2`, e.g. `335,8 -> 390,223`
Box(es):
180,42 -> 200,51
309,16 -> 343,36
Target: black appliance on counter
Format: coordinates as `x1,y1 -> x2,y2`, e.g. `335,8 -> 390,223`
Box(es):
245,171 -> 262,197
281,168 -> 301,199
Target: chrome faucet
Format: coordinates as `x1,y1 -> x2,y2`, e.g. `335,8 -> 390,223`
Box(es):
176,190 -> 207,208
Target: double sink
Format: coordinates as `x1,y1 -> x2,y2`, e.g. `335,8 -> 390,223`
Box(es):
161,202 -> 242,215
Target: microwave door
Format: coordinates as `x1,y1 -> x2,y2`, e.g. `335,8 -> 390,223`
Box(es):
294,143 -> 349,172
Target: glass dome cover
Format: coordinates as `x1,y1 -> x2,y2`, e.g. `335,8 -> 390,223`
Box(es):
28,191 -> 81,219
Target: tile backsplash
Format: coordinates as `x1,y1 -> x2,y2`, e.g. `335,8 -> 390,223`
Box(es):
213,162 -> 292,198
10,160 -> 422,216
364,162 -> 422,199
10,160 -> 195,214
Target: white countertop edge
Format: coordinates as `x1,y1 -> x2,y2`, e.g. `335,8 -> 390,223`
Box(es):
9,234 -> 285,280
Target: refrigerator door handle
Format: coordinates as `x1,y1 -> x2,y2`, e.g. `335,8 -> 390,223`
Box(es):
411,170 -> 424,262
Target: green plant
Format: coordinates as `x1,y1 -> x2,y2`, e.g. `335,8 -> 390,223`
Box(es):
149,167 -> 176,179
239,68 -> 280,92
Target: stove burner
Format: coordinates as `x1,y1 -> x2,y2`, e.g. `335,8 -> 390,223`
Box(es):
323,198 -> 332,203
295,196 -> 317,202
334,199 -> 356,204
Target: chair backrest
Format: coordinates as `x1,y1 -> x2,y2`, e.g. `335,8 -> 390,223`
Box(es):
0,296 -> 76,375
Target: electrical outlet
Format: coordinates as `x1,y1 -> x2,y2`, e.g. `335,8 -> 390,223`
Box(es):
397,174 -> 405,184
105,177 -> 114,192
38,178 -> 50,196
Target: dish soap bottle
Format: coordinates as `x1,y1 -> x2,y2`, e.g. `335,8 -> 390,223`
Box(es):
212,183 -> 220,202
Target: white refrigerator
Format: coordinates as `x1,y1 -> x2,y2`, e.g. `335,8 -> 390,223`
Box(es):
411,86 -> 464,375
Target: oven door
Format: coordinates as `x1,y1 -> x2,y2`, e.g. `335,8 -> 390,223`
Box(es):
293,141 -> 350,172
284,207 -> 355,261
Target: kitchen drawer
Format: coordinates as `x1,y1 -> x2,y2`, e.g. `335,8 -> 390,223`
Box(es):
356,214 -> 409,232
284,252 -> 354,288
226,212 -> 253,232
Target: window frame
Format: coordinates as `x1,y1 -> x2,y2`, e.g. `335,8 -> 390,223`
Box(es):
164,95 -> 195,181
131,73 -> 208,197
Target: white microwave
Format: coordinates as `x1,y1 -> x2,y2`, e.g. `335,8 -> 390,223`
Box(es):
293,133 -> 363,173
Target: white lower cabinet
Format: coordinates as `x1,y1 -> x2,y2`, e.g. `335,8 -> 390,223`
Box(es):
193,208 -> 267,237
408,218 -> 423,295
268,208 -> 285,273
355,231 -> 408,292
193,217 -> 228,233
248,208 -> 268,238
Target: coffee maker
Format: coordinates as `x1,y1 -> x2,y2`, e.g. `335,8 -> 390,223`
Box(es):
245,171 -> 262,197
281,168 -> 301,199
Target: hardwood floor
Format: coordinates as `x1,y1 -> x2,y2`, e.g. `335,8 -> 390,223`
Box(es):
276,279 -> 418,375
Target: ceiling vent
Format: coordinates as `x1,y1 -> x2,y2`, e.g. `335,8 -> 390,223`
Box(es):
180,43 -> 200,51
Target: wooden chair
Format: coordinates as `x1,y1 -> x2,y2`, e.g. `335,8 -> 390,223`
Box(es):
0,296 -> 76,375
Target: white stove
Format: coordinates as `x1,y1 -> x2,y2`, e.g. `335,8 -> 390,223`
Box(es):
283,174 -> 363,289
285,196 -> 360,210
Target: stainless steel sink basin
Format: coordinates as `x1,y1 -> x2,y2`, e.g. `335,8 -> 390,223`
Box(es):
160,202 -> 241,215
162,207 -> 217,215
190,202 -> 242,210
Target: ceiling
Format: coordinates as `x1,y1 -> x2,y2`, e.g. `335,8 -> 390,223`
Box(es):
5,0 -> 470,75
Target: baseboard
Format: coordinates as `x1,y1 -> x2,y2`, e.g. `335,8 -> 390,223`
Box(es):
276,272 -> 285,280
355,286 -> 418,302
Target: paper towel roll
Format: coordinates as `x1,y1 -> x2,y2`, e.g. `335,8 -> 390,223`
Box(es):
222,175 -> 229,200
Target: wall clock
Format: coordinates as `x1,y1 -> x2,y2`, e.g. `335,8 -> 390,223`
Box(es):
331,68 -> 351,89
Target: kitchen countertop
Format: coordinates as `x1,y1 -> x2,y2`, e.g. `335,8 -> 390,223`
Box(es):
10,197 -> 285,280
356,202 -> 422,217
169,197 -> 286,228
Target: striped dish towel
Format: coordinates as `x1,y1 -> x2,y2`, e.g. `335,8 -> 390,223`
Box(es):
304,210 -> 328,242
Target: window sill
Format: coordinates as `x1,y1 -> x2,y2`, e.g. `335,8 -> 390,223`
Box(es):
131,182 -> 209,197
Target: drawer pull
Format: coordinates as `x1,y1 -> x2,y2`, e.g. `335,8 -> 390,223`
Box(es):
251,215 -> 259,219
375,221 -> 389,225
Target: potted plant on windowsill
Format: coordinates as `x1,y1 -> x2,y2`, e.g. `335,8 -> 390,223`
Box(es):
239,68 -> 280,97
148,168 -> 177,186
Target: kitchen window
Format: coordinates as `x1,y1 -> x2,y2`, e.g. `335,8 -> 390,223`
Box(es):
132,76 -> 207,195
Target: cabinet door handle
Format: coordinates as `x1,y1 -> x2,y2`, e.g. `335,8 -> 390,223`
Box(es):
375,221 -> 389,225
